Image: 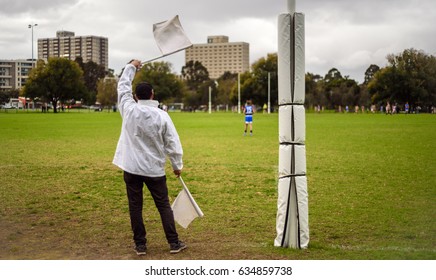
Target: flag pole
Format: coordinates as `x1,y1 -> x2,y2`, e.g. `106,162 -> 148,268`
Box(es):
141,54 -> 166,64
141,45 -> 193,66
178,176 -> 204,217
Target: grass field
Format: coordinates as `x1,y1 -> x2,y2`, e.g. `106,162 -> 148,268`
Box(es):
0,109 -> 435,260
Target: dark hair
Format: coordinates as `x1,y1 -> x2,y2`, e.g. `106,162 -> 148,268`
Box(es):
135,82 -> 153,100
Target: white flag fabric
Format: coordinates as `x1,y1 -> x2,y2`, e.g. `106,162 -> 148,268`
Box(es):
171,177 -> 204,229
151,15 -> 192,57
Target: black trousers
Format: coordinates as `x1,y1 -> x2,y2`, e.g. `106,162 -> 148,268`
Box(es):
123,171 -> 179,246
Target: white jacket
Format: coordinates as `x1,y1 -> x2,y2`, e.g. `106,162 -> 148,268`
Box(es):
112,64 -> 183,177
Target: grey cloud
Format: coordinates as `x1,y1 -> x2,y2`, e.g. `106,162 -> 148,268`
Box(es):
0,0 -> 79,15
0,0 -> 434,81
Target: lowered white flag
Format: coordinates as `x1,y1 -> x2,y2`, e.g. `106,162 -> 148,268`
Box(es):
172,176 -> 204,229
142,15 -> 192,64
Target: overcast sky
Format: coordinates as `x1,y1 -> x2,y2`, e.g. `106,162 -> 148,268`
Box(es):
0,0 -> 434,83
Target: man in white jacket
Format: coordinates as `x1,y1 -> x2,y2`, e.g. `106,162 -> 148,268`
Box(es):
113,59 -> 186,255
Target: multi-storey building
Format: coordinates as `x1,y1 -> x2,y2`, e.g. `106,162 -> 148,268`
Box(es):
37,31 -> 108,70
185,35 -> 249,79
0,59 -> 35,92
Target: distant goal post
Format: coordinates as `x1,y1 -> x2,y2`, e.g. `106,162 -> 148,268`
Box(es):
167,103 -> 184,111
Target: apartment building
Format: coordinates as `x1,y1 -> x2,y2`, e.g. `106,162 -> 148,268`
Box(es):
38,31 -> 108,70
185,35 -> 249,79
0,59 -> 35,92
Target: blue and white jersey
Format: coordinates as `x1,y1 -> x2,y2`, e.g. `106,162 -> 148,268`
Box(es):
244,105 -> 253,115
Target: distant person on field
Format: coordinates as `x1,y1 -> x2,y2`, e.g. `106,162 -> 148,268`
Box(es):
243,100 -> 254,136
405,102 -> 409,114
113,59 -> 186,256
386,102 -> 391,115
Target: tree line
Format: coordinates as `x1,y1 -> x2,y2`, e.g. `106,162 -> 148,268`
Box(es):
306,49 -> 436,113
16,48 -> 435,113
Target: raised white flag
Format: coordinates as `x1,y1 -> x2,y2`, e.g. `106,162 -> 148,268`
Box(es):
142,15 -> 192,64
171,176 -> 204,229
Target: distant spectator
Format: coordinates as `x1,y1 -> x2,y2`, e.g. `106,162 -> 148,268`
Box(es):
386,102 -> 391,115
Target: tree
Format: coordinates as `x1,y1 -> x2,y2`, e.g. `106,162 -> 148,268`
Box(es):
0,89 -> 19,105
250,53 -> 278,107
134,61 -> 184,103
324,68 -> 343,88
363,64 -> 380,84
215,71 -> 238,106
307,68 -> 361,110
231,53 -> 278,107
96,77 -> 117,111
181,60 -> 210,91
316,68 -> 360,109
75,57 -> 106,105
368,66 -> 401,105
368,48 -> 436,107
180,60 -> 211,108
23,58 -> 86,113
305,72 -> 322,108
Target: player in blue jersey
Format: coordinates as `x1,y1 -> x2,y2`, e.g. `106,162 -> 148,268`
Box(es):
243,100 -> 254,136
